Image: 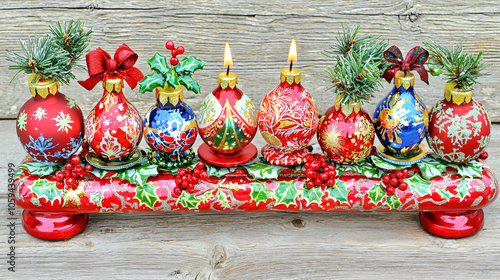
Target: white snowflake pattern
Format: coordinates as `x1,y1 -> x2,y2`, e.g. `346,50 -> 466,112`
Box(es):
103,118 -> 111,126
118,103 -> 124,111
17,111 -> 27,131
32,107 -> 48,121
52,111 -> 74,133
99,103 -> 104,109
116,114 -> 126,122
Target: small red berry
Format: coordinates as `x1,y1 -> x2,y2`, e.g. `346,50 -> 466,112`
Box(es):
175,177 -> 182,185
304,162 -> 312,170
55,171 -> 65,181
318,156 -> 326,162
176,46 -> 185,55
328,170 -> 337,178
65,177 -> 75,187
390,178 -> 398,187
196,162 -> 205,170
310,161 -> 320,171
173,187 -> 182,195
65,163 -> 74,170
325,164 -> 335,171
186,168 -> 192,175
63,170 -> 71,177
178,169 -> 186,177
480,152 -> 489,160
74,165 -> 83,173
191,177 -> 199,184
181,181 -> 189,189
326,178 -> 335,187
200,171 -> 208,180
386,186 -> 395,196
71,171 -> 79,178
305,154 -> 315,162
315,178 -> 323,186
314,153 -> 322,158
170,57 -> 179,65
398,182 -> 408,191
320,172 -> 328,182
165,41 -> 174,50
181,175 -> 188,182
71,155 -> 81,165
171,48 -> 178,57
320,161 -> 327,168
306,181 -> 315,189
56,181 -> 65,189
382,175 -> 390,184
187,183 -> 195,191
305,169 -> 315,179
84,164 -> 94,171
395,171 -> 403,179
193,169 -> 201,178
402,169 -> 409,177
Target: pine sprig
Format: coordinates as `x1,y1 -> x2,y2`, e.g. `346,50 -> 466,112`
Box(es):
423,40 -> 489,91
324,25 -> 388,104
5,35 -> 72,84
5,20 -> 91,85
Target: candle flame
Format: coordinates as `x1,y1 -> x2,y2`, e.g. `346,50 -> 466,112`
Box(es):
224,42 -> 233,67
288,39 -> 297,63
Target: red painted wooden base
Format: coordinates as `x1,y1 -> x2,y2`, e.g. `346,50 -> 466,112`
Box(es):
22,211 -> 88,240
198,143 -> 258,167
419,210 -> 484,238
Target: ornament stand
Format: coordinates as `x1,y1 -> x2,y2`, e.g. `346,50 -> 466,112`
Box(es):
13,154 -> 498,240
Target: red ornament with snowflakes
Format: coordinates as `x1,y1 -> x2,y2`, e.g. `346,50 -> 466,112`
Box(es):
16,77 -> 84,164
427,82 -> 490,163
317,98 -> 375,164
258,68 -> 318,165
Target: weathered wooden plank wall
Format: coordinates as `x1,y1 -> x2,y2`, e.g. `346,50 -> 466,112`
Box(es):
1,0 -> 499,121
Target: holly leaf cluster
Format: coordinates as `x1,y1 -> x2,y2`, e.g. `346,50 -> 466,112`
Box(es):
5,20 -> 92,85
423,40 -> 490,91
324,25 -> 388,104
139,52 -> 205,94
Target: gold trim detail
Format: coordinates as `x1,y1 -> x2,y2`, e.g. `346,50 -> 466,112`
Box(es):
394,71 -> 415,90
218,72 -> 238,90
444,82 -> 473,106
280,68 -> 301,85
103,78 -> 123,93
334,95 -> 362,116
28,75 -> 59,98
156,84 -> 183,106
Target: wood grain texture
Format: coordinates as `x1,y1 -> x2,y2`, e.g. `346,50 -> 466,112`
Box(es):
0,0 -> 499,121
1,119 -> 500,279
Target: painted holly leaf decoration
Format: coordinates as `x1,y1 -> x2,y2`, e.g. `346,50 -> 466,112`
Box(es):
90,190 -> 105,207
148,52 -> 169,74
138,72 -> 165,94
406,174 -> 433,197
417,156 -> 447,180
29,179 -> 63,205
175,56 -> 206,73
20,161 -> 61,177
367,182 -> 385,205
303,186 -> 324,206
245,161 -> 283,180
115,163 -> 158,187
274,180 -> 300,207
178,74 -> 201,95
383,45 -> 429,84
327,180 -> 349,204
336,159 -> 384,178
384,194 -> 402,210
454,161 -> 482,178
134,183 -> 159,209
370,155 -> 408,170
434,186 -> 453,201
216,188 -> 233,209
250,183 -> 272,205
165,67 -> 179,89
454,178 -> 473,201
177,191 -> 212,209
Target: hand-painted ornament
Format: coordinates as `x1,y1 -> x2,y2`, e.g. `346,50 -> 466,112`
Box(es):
427,82 -> 490,163
373,46 -> 430,165
139,42 -> 205,169
198,42 -> 258,167
79,44 -> 144,168
16,76 -> 84,164
317,96 -> 375,164
259,40 -> 318,166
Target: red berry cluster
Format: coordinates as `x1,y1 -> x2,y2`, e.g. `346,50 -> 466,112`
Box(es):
173,162 -> 208,195
304,153 -> 337,189
165,41 -> 185,66
381,169 -> 409,195
54,155 -> 94,189
479,151 -> 488,160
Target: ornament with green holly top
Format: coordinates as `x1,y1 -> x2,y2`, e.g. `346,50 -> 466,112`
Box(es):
139,41 -> 205,169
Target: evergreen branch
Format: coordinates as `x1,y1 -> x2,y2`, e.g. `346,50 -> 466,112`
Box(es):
423,40 -> 490,91
49,19 -> 92,72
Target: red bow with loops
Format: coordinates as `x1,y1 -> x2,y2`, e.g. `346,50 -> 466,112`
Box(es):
383,46 -> 429,85
78,44 -> 144,90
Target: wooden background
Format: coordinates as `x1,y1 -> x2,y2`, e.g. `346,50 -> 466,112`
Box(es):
1,1 -> 500,279
0,0 -> 499,121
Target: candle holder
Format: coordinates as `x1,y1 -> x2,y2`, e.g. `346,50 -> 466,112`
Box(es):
258,39 -> 319,166
198,43 -> 258,167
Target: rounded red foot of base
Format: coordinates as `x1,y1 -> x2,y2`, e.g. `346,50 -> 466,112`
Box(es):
22,211 -> 88,240
419,209 -> 484,238
261,145 -> 311,166
198,143 -> 258,167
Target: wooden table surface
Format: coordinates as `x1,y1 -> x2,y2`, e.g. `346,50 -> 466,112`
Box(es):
1,120 -> 499,279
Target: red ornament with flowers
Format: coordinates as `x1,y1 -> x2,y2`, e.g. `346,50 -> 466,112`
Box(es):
79,44 -> 144,161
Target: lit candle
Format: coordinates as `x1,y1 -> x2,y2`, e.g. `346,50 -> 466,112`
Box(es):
288,38 -> 297,71
224,41 -> 233,75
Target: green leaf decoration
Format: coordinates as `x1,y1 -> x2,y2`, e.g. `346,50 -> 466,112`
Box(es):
417,156 -> 447,180
302,187 -> 324,206
134,183 -> 159,209
178,74 -> 202,95
244,161 -> 283,180
138,72 -> 165,93
175,56 -> 205,73
274,180 -> 301,207
90,190 -> 105,207
89,167 -> 113,179
454,178 -> 473,201
434,186 -> 453,201
165,68 -> 179,88
14,168 -> 24,180
147,52 -> 169,74
384,194 -> 402,210
29,179 -> 63,205
177,191 -> 213,210
250,183 -> 273,205
19,161 -> 60,177
406,174 -> 433,197
216,188 -> 232,209
454,161 -> 482,178
367,183 -> 385,205
115,163 -> 158,187
205,163 -> 240,177
335,159 -> 384,178
327,180 -> 350,204
370,155 -> 409,170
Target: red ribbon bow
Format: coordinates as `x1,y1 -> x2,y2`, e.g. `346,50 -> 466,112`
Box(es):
383,46 -> 429,85
78,44 -> 144,90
